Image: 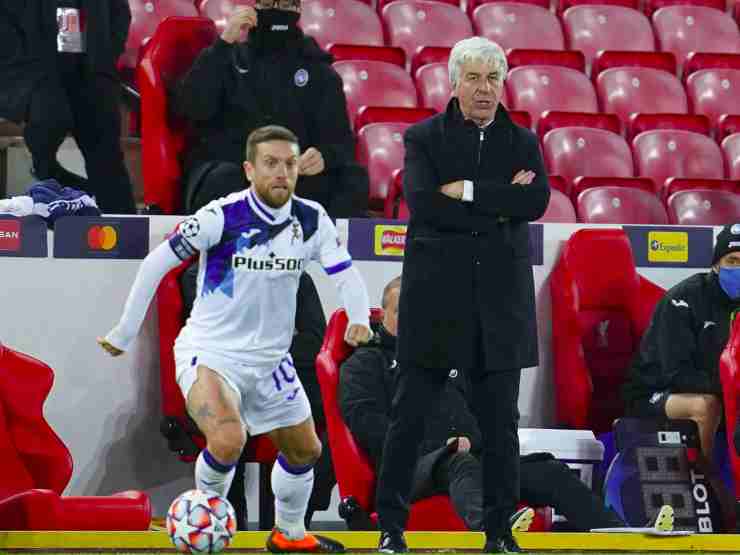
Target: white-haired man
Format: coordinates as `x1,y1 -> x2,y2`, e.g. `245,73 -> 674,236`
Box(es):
375,37 -> 550,554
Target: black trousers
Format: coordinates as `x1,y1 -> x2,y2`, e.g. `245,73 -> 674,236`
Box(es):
376,365 -> 521,539
23,57 -> 135,214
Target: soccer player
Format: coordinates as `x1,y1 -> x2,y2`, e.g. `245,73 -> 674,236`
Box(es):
98,125 -> 371,552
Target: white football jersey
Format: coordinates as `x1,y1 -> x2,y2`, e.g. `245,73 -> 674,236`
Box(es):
169,188 -> 351,367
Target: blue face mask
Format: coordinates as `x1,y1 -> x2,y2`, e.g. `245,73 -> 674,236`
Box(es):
718,267 -> 740,300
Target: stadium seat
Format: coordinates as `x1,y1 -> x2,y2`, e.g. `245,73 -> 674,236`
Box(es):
632,129 -> 725,190
662,177 -> 740,202
378,0 -> 459,14
410,46 -> 451,78
537,111 -> 622,144
472,3 -> 565,52
626,113 -> 711,142
506,49 -> 586,73
333,60 -> 418,130
301,0 -> 384,50
719,315 -> 740,499
571,176 -> 657,205
723,133 -> 740,180
576,186 -> 668,224
550,229 -> 666,433
590,50 -> 676,84
652,6 -> 740,70
328,45 -> 405,67
683,53 -> 740,82
506,66 -> 599,127
356,122 -> 410,210
415,62 -> 452,113
596,67 -> 688,126
548,174 -> 570,196
0,345 -> 151,530
644,0 -> 724,18
542,127 -> 633,190
354,106 -> 435,130
562,5 -> 655,71
666,189 -> 740,225
382,1 -> 473,65
467,0 -> 550,18
686,69 -> 740,130
316,309 -> 554,531
536,188 -> 578,222
719,115 -> 740,142
383,169 -> 410,220
197,0 -> 255,31
557,0 -> 638,16
509,110 -> 533,128
137,16 -> 217,215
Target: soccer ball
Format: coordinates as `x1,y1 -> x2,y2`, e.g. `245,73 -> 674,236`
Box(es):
166,489 -> 237,553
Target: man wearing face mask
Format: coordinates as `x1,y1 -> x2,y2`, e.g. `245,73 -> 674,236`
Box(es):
174,0 -> 367,217
623,224 -> 740,462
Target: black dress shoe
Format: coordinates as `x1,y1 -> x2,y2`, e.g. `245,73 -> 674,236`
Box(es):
483,534 -> 523,553
378,531 -> 408,553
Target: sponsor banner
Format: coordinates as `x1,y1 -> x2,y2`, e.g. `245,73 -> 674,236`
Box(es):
348,218 -> 544,265
54,217 -> 150,259
623,225 -> 713,268
0,216 -> 48,258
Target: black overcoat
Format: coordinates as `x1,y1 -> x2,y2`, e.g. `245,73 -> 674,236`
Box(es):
397,99 -> 550,371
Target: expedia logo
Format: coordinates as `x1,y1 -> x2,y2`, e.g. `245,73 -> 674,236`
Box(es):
87,225 -> 118,251
232,255 -> 303,272
374,225 -> 407,256
648,231 -> 688,263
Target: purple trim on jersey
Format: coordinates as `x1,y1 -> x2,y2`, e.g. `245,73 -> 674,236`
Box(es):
169,233 -> 197,261
324,259 -> 352,275
203,448 -> 236,473
249,189 -> 275,222
277,453 -> 313,475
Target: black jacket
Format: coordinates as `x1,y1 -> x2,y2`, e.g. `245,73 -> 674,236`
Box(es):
623,272 -> 740,402
0,0 -> 130,122
339,326 -> 482,472
174,31 -> 354,191
397,100 -> 549,370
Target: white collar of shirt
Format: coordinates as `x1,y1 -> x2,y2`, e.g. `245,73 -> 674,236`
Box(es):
247,187 -> 292,225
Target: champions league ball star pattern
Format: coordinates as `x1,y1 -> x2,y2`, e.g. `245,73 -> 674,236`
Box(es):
166,490 -> 237,554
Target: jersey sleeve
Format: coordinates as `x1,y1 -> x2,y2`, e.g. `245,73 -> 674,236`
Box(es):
168,203 -> 225,260
313,207 -> 353,275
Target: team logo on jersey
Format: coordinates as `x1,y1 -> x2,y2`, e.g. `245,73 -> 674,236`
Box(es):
291,221 -> 302,244
180,218 -> 201,239
232,253 -> 304,272
294,68 -> 309,87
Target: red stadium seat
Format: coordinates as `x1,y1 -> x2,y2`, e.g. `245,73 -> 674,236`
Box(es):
686,69 -> 740,130
509,110 -> 532,128
548,175 -> 570,196
137,16 -> 217,214
357,122 -> 411,210
632,129 -> 724,190
719,115 -> 740,142
576,186 -> 669,224
0,345 -> 151,530
415,62 -> 452,113
382,1 -> 472,64
724,133 -> 740,180
662,177 -> 740,202
197,0 -> 255,31
333,60 -> 418,130
467,0 -> 549,18
122,0 -> 199,72
316,309 -> 553,531
472,3 -> 565,51
571,176 -> 657,204
667,189 -> 740,225
355,106 -> 435,130
596,67 -> 688,126
328,45 -> 406,67
543,127 -> 633,189
590,50 -> 676,84
301,0 -> 384,50
719,316 -> 740,500
378,0 -> 460,13
536,188 -> 578,222
653,6 -> 740,69
506,66 -> 599,127
683,53 -> 740,82
557,0 -> 638,16
562,5 -> 655,71
537,111 -> 622,143
550,229 -> 666,433
506,50 -> 586,73
644,0 -> 724,18
410,46 -> 451,78
383,169 -> 410,220
627,113 -> 711,142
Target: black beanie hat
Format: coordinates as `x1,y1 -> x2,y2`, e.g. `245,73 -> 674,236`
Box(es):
713,224 -> 740,265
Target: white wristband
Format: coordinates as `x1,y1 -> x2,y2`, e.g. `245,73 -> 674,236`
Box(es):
462,180 -> 474,202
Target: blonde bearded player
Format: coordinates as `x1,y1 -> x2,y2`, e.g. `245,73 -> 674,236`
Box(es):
98,125 -> 371,552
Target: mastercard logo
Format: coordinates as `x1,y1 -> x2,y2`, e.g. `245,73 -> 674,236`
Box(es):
87,225 -> 118,250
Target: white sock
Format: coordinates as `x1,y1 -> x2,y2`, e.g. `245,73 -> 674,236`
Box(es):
272,453 -> 314,540
195,448 -> 236,497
